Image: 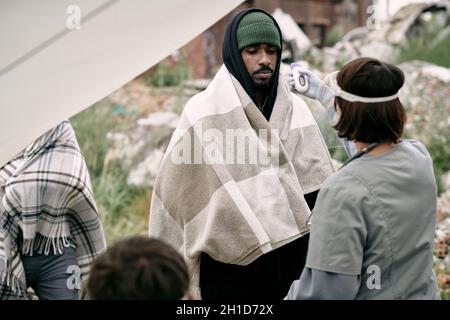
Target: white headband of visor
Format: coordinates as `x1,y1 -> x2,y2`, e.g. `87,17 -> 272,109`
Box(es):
324,71 -> 401,103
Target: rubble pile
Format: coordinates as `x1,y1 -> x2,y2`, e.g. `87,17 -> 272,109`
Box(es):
320,1 -> 450,72
436,190 -> 450,297
398,61 -> 450,144
105,81 -> 193,188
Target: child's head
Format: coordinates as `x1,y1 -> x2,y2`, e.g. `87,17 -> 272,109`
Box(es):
87,236 -> 189,299
332,57 -> 406,144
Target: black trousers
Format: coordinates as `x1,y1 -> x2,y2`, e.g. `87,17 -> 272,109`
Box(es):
199,191 -> 317,300
199,233 -> 309,300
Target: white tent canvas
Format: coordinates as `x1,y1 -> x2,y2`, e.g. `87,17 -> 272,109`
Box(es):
0,0 -> 243,167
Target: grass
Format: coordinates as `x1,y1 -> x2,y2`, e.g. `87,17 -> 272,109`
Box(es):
146,50 -> 192,88
392,19 -> 450,191
70,100 -> 150,245
395,28 -> 450,297
395,27 -> 450,68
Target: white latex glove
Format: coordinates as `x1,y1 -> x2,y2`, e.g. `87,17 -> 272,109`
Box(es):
288,63 -> 335,109
288,63 -> 357,157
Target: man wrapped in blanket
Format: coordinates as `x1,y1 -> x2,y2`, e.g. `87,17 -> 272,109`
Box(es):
149,8 -> 335,300
0,121 -> 106,299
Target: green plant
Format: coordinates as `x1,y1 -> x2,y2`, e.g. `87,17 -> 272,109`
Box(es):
94,161 -> 149,244
70,101 -> 114,176
395,27 -> 450,68
70,102 -> 150,245
423,130 -> 450,194
403,96 -> 450,194
148,54 -> 191,88
324,25 -> 343,48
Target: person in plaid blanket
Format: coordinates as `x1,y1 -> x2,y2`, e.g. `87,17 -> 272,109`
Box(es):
0,120 -> 106,300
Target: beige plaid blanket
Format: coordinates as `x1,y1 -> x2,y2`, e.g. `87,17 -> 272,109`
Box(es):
149,65 -> 334,287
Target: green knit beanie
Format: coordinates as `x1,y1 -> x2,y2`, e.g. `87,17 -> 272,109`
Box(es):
236,12 -> 281,50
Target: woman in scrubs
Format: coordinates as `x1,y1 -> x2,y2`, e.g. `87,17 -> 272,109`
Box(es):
285,57 -> 440,299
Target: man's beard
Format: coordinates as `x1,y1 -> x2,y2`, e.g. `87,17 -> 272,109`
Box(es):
252,65 -> 274,91
253,80 -> 272,91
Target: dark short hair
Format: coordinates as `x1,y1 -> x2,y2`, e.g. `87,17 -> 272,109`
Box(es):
333,57 -> 406,143
87,237 -> 189,300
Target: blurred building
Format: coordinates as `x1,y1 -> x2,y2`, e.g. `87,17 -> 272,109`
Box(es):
181,0 -> 372,78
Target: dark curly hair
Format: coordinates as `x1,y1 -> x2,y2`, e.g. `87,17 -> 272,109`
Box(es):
87,237 -> 189,300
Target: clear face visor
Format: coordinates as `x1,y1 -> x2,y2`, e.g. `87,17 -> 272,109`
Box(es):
303,72 -> 351,163
306,97 -> 352,163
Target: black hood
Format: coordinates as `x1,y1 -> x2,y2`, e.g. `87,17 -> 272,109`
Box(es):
222,8 -> 283,121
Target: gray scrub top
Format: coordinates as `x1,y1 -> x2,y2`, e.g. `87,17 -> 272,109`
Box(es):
289,139 -> 440,299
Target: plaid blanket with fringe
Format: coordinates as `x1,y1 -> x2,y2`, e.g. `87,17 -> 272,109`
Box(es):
0,121 -> 106,299
149,65 -> 335,293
